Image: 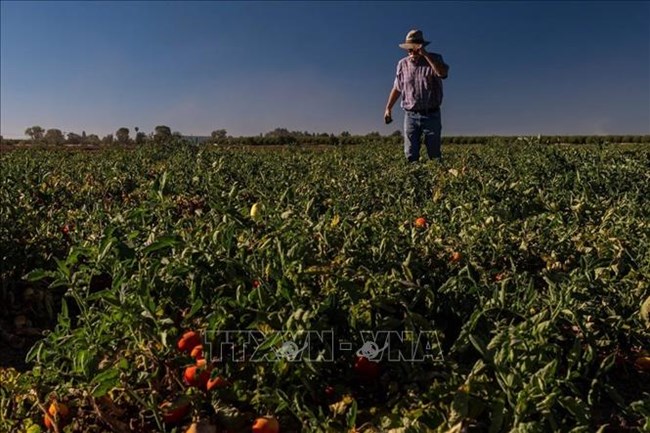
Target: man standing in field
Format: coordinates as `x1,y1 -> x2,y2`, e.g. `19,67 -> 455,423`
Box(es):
385,29 -> 449,163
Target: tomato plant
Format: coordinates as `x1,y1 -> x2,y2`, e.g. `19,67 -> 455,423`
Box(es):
1,142 -> 649,432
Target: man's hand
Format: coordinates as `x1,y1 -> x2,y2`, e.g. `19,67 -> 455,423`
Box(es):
418,46 -> 449,79
384,108 -> 393,124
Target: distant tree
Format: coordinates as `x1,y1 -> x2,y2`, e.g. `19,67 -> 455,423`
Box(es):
135,131 -> 147,145
116,127 -> 130,144
154,125 -> 172,142
44,129 -> 65,145
172,131 -> 182,138
266,128 -> 290,137
390,130 -> 402,137
102,134 -> 114,145
81,131 -> 87,145
66,132 -> 82,144
25,126 -> 45,142
340,131 -> 351,137
87,134 -> 101,146
211,129 -> 227,141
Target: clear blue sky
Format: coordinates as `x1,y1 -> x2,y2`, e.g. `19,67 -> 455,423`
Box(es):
1,1 -> 648,138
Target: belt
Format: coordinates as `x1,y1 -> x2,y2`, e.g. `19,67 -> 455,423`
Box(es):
406,107 -> 440,115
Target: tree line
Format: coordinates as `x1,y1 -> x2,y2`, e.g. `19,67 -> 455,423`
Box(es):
11,125 -> 178,146
1,125 -> 648,147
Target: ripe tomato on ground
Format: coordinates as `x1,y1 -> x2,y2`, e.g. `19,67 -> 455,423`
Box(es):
252,415 -> 279,433
178,331 -> 202,353
43,401 -> 70,430
184,362 -> 211,389
354,355 -> 381,380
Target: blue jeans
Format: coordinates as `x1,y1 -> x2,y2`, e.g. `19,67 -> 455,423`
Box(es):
403,109 -> 442,162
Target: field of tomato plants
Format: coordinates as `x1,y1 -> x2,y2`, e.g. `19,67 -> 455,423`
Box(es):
1,142 -> 649,432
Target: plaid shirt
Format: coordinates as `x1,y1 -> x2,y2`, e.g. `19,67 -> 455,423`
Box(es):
393,53 -> 447,111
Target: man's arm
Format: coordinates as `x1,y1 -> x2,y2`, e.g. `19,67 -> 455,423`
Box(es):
419,46 -> 449,79
385,87 -> 401,113
385,61 -> 403,122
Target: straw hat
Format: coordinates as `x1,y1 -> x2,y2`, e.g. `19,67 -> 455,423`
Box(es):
399,29 -> 430,50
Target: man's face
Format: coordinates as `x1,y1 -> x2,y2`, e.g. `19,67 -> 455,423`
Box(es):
407,47 -> 421,61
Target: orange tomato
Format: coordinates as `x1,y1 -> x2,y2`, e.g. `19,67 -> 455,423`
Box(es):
634,356 -> 650,371
43,401 -> 70,430
185,421 -> 218,433
252,416 -> 280,433
206,374 -> 229,391
184,363 -> 211,389
414,217 -> 427,228
190,344 -> 204,360
450,251 -> 463,263
177,331 -> 201,353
